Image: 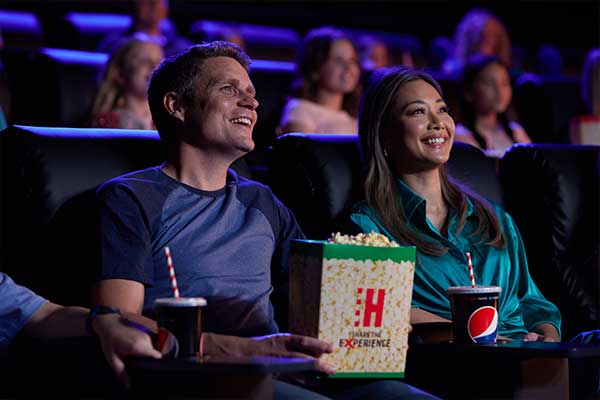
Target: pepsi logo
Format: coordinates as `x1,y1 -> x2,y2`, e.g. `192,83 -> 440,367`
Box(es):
157,327 -> 180,357
468,306 -> 498,343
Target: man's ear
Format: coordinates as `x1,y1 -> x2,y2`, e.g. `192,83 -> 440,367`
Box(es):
164,92 -> 185,122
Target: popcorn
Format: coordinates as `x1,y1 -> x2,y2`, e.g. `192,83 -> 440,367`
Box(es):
289,238 -> 415,378
328,231 -> 400,247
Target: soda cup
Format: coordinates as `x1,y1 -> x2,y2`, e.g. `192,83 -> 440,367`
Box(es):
154,297 -> 207,358
447,286 -> 500,344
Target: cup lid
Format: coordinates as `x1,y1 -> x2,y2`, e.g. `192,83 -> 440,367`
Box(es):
154,297 -> 207,307
447,285 -> 501,295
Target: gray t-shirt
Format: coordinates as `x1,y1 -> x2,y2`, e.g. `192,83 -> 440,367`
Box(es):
97,167 -> 304,336
0,273 -> 47,346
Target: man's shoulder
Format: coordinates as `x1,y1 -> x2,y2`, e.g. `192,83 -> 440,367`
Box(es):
98,166 -> 165,196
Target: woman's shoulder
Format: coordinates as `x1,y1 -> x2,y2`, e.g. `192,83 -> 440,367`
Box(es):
509,121 -> 532,143
454,124 -> 481,148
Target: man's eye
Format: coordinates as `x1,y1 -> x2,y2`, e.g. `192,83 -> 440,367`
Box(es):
221,86 -> 238,95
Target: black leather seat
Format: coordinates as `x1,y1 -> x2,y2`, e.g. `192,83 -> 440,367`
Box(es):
269,133 -> 502,240
0,125 -> 251,306
499,144 -> 600,339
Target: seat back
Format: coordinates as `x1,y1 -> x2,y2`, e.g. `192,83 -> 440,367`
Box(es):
0,48 -> 107,127
0,125 -> 250,305
499,144 -> 600,339
269,133 -> 502,240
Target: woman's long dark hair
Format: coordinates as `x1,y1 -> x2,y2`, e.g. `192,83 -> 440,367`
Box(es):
460,54 -> 516,148
358,66 -> 505,255
293,26 -> 362,117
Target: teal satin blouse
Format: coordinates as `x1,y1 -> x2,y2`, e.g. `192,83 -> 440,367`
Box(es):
349,179 -> 561,339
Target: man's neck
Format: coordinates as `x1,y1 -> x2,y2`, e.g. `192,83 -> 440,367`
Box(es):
163,144 -> 234,191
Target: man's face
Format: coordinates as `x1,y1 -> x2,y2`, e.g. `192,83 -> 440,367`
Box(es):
181,57 -> 259,157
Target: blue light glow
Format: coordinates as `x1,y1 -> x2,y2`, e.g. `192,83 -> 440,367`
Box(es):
40,48 -> 109,67
14,125 -> 160,140
0,10 -> 41,33
65,12 -> 131,34
251,59 -> 295,73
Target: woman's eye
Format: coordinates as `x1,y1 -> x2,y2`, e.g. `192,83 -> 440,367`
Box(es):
409,108 -> 425,115
440,106 -> 450,114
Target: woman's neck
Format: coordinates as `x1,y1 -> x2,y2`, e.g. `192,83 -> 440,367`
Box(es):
475,113 -> 499,131
401,170 -> 448,232
122,94 -> 151,119
314,89 -> 344,111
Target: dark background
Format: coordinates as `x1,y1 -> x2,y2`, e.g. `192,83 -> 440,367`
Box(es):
3,0 -> 598,74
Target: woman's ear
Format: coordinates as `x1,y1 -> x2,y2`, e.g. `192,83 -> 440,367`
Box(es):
164,92 -> 185,122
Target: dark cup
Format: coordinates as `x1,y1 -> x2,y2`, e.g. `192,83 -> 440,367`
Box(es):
154,297 -> 206,358
447,286 -> 501,344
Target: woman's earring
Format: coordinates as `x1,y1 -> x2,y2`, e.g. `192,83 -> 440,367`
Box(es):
383,148 -> 389,157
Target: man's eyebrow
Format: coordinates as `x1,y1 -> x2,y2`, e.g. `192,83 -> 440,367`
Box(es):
206,77 -> 256,94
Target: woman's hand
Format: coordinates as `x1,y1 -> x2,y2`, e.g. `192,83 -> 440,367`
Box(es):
523,323 -> 560,342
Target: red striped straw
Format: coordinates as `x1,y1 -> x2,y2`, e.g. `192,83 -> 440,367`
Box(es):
466,252 -> 476,288
164,247 -> 180,299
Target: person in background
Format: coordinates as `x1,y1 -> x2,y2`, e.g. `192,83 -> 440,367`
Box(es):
454,54 -> 531,157
277,27 -> 361,135
535,44 -> 564,78
357,36 -> 391,72
93,40 -> 436,400
442,8 -> 512,78
0,272 -> 161,386
570,48 -> 600,145
98,0 -> 192,57
346,66 -> 561,342
91,36 -> 164,130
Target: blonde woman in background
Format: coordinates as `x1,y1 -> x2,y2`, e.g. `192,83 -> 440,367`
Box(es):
92,35 -> 164,130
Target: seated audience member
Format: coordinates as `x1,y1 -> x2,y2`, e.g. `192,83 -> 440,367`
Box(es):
91,36 -> 164,129
0,272 -> 161,386
357,36 -> 391,72
277,27 -> 361,135
442,8 -> 513,79
92,41 -> 436,400
570,48 -> 600,145
346,66 -> 561,342
427,36 -> 453,72
454,54 -> 531,157
203,27 -> 246,52
535,44 -> 564,78
98,0 -> 192,57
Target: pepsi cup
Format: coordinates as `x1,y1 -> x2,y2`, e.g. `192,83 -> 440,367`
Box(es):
447,286 -> 500,344
154,297 -> 206,358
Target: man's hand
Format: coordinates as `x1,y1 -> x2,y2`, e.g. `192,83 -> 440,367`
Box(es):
203,332 -> 336,374
93,314 -> 162,386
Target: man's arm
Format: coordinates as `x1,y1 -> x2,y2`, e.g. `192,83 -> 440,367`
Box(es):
23,300 -> 161,385
92,279 -> 146,315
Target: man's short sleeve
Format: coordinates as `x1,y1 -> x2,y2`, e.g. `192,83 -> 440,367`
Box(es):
97,181 -> 154,286
0,273 -> 47,346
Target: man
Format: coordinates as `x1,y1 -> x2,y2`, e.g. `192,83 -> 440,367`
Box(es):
93,41 -> 435,399
0,272 -> 161,387
98,0 -> 193,57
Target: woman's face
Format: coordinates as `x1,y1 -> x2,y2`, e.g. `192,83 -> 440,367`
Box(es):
121,42 -> 164,98
317,39 -> 360,94
468,62 -> 512,115
383,79 -> 455,174
477,18 -> 504,56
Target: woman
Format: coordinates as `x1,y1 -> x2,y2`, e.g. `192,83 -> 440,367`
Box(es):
276,27 -> 361,135
455,54 -> 531,157
442,8 -> 513,78
91,35 -> 164,130
347,66 -> 560,341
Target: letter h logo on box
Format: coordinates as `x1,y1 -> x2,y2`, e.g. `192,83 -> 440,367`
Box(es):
354,287 -> 386,327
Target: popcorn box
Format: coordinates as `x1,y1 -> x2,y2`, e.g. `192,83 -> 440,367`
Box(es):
289,239 -> 416,378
